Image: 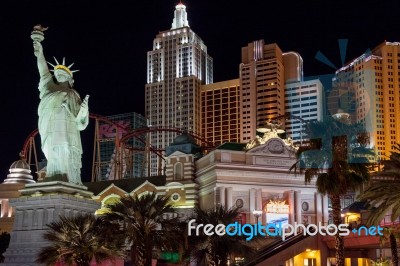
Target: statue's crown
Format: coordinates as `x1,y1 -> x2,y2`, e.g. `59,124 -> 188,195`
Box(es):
48,57 -> 79,76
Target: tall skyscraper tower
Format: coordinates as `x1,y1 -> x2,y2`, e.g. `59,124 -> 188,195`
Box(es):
240,40 -> 285,142
240,41 -> 313,143
145,3 -> 213,174
331,41 -> 400,161
282,52 -> 324,142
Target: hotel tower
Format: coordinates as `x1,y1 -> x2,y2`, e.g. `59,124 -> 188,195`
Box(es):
145,3 -> 213,174
331,41 -> 400,162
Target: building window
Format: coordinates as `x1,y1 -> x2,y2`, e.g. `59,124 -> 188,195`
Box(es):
174,163 -> 183,180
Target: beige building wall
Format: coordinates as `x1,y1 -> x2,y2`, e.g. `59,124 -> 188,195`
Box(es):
200,79 -> 241,146
283,51 -> 303,84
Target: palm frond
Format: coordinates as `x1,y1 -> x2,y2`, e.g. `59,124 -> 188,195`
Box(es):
102,192 -> 183,265
188,205 -> 256,265
36,213 -> 125,265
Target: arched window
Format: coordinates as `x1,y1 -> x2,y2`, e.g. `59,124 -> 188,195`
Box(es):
174,162 -> 183,180
96,195 -> 121,215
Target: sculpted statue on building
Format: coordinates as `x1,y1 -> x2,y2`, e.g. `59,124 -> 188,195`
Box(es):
32,26 -> 89,185
245,120 -> 298,151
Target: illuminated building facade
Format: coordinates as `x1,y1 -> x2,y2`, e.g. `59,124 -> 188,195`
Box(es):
331,41 -> 400,161
284,79 -> 324,142
240,40 -> 285,142
200,79 -> 241,146
195,139 -> 329,226
240,41 -> 307,142
145,3 -> 213,174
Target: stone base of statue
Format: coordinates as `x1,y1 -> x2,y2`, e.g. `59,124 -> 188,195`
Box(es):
3,181 -> 100,265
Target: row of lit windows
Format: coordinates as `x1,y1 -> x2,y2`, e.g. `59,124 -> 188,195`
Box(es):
203,112 -> 238,117
202,117 -> 239,123
203,87 -> 238,94
202,94 -> 238,100
203,128 -> 238,133
285,89 -> 317,97
202,123 -> 239,128
285,84 -> 317,91
386,53 -> 400,57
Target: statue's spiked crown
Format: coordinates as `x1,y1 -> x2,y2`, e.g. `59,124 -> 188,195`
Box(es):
48,57 -> 79,77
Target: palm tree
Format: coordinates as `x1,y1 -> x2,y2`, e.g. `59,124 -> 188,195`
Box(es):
187,205 -> 255,266
358,143 -> 400,266
291,116 -> 372,266
104,192 -> 182,266
377,226 -> 400,266
36,213 -> 125,266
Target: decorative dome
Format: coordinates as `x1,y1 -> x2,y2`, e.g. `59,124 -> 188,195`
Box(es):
3,159 -> 35,184
171,133 -> 197,145
166,133 -> 202,157
9,159 -> 30,171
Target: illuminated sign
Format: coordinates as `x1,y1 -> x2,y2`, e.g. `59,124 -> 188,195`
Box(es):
266,200 -> 289,214
99,120 -> 130,139
265,200 -> 290,226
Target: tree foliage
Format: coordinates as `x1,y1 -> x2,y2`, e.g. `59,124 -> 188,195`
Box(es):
187,205 -> 255,266
358,143 -> 400,266
36,213 -> 125,266
291,116 -> 372,266
104,192 -> 183,266
359,143 -> 400,224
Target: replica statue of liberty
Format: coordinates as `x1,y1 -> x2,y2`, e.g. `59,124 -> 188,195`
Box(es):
32,25 -> 89,185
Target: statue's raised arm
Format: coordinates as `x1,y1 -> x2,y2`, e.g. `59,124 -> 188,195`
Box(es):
33,41 -> 49,77
31,25 -> 49,77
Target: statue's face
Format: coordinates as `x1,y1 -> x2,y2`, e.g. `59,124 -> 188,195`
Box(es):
54,69 -> 71,83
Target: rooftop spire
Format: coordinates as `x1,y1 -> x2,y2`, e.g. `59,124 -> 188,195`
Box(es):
171,2 -> 189,29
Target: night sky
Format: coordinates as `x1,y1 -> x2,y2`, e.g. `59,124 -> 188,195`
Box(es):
0,0 -> 399,182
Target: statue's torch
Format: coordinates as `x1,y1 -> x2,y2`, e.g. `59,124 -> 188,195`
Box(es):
31,25 -> 48,52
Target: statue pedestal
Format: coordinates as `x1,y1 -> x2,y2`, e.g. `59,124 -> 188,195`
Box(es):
3,181 -> 100,265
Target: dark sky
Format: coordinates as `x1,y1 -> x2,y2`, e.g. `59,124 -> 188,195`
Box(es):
0,0 -> 399,182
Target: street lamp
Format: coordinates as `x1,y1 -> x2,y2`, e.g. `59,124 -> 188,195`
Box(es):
252,210 -> 263,224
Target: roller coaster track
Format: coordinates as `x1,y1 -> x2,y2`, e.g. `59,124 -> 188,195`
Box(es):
20,113 -> 215,181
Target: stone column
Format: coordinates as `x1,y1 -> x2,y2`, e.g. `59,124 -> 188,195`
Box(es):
322,194 -> 329,225
218,187 -> 225,207
294,190 -> 302,223
8,205 -> 13,218
285,191 -> 295,224
1,200 -> 9,218
256,189 -> 263,224
249,188 -> 256,223
256,189 -> 262,210
315,192 -> 323,225
15,210 -> 23,229
226,187 -> 233,209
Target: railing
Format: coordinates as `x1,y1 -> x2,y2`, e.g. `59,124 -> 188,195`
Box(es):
241,232 -> 311,266
378,215 -> 400,226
